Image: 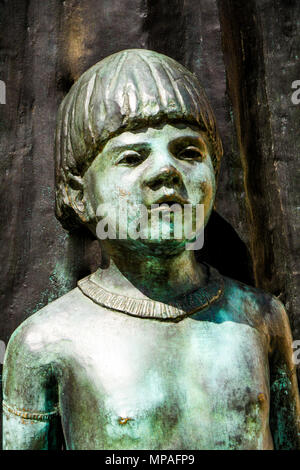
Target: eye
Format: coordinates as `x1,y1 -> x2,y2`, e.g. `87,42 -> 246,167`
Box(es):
177,146 -> 204,161
117,150 -> 143,166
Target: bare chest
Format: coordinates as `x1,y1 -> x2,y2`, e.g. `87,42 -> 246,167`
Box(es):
57,316 -> 272,449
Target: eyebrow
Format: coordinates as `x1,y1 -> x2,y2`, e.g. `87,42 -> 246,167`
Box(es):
107,134 -> 208,161
168,135 -> 208,150
109,142 -> 151,154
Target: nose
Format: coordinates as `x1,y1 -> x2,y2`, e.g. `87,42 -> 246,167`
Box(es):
144,165 -> 183,191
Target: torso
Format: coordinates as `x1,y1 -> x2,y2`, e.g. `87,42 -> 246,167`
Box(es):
39,278 -> 274,450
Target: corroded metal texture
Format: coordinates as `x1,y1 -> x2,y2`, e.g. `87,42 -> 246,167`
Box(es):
3,272 -> 300,449
2,49 -> 300,449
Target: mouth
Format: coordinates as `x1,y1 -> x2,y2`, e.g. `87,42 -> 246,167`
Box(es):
149,194 -> 188,212
149,191 -> 189,211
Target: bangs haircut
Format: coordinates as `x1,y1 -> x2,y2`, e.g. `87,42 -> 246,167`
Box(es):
55,49 -> 223,229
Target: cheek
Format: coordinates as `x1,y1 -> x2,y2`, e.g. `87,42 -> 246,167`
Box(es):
86,168 -> 142,215
116,168 -> 144,201
83,171 -> 110,214
185,163 -> 216,205
86,174 -> 106,208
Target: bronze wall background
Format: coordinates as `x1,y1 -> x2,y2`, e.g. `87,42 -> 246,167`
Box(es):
0,0 -> 299,444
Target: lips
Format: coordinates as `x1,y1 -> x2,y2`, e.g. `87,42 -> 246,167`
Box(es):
151,188 -> 189,206
149,190 -> 189,211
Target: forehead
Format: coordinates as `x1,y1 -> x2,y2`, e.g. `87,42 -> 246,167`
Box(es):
102,123 -> 206,151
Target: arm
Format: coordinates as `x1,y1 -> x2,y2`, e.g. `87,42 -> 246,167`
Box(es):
2,322 -> 64,450
268,298 -> 300,449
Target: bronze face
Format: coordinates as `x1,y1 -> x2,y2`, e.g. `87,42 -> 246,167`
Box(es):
83,123 -> 215,254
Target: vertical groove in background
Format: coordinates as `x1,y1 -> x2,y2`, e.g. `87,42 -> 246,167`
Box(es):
217,0 -> 299,340
217,0 -> 282,287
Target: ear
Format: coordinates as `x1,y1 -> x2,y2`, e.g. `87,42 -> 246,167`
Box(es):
67,174 -> 95,225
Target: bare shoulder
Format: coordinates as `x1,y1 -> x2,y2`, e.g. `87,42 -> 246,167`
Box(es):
4,287 -> 99,364
3,286 -> 105,405
221,276 -> 290,339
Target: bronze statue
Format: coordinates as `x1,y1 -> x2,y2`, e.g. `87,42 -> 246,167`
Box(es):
3,49 -> 299,450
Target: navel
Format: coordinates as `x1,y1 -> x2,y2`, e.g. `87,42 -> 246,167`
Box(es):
119,417 -> 134,425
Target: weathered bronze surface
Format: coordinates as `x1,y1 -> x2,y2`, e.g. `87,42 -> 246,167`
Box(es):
2,50 -> 300,450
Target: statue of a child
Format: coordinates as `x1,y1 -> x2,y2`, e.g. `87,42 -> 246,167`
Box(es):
3,49 -> 299,450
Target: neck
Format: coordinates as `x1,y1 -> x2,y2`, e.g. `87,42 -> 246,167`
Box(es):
99,242 -> 208,302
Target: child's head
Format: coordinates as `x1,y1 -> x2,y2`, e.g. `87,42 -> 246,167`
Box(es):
55,49 -> 223,231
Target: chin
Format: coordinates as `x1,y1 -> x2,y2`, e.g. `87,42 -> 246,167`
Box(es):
127,237 -> 189,258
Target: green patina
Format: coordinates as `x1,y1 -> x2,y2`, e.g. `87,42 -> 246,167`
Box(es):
2,49 -> 299,450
